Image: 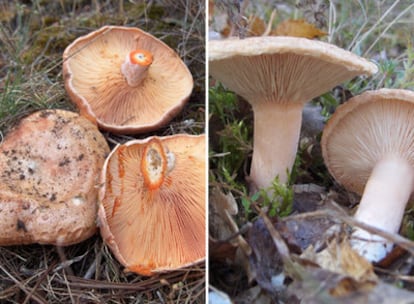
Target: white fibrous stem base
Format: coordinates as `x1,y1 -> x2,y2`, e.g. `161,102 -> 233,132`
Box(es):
249,102 -> 303,192
121,54 -> 148,87
351,156 -> 414,262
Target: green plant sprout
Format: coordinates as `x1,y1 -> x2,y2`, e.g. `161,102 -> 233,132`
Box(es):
241,172 -> 294,219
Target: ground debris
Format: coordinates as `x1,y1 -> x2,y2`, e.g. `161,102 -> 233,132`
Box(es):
209,187 -> 254,290
247,205 -> 414,303
209,187 -> 252,259
247,210 -> 339,302
288,267 -> 414,304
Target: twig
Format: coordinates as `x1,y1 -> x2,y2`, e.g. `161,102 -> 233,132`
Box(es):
22,261 -> 57,304
289,202 -> 414,257
0,264 -> 48,304
60,270 -> 203,291
262,9 -> 276,36
55,246 -> 74,276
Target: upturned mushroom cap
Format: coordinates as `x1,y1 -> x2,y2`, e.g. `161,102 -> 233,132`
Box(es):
321,89 -> 414,195
209,36 -> 377,191
0,110 -> 110,246
98,134 -> 205,276
63,25 -> 193,134
209,36 -> 378,104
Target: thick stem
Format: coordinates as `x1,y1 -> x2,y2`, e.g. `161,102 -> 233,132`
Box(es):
249,102 -> 303,191
351,156 -> 414,261
121,50 -> 152,87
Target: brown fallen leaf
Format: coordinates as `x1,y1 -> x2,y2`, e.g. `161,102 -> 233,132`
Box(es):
288,266 -> 414,304
272,19 -> 327,39
209,187 -> 253,282
247,15 -> 266,36
248,217 -> 285,296
248,211 -> 339,298
209,187 -> 250,254
301,240 -> 378,298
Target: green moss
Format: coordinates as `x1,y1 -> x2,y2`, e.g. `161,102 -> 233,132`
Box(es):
146,5 -> 165,20
41,15 -> 59,26
21,26 -> 75,64
123,2 -> 147,20
77,13 -> 120,28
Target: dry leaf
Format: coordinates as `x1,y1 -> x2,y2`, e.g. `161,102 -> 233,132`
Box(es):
247,15 -> 266,36
272,19 -> 327,39
248,211 -> 338,296
248,217 -> 285,296
209,187 -> 254,283
209,187 -> 251,256
209,188 -> 239,237
209,187 -> 239,241
301,240 -> 377,298
301,240 -> 377,282
288,267 -> 414,304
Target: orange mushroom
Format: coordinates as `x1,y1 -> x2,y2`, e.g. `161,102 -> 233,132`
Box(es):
0,110 -> 109,246
63,25 -> 193,134
98,134 -> 206,275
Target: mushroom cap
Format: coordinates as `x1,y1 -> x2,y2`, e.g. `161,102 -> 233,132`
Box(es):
321,88 -> 414,195
0,109 -> 110,246
63,26 -> 193,134
209,37 -> 377,105
98,134 -> 206,275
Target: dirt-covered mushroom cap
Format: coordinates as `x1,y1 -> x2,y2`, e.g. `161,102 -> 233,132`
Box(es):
63,26 -> 193,134
98,134 -> 206,276
321,89 -> 414,262
209,36 -> 377,192
0,109 -> 110,246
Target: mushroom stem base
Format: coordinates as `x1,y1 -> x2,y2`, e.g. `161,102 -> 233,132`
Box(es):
351,156 -> 414,262
249,102 -> 303,193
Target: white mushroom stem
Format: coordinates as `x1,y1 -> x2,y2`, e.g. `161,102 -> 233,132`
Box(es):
249,102 -> 303,192
351,156 -> 414,262
121,50 -> 153,87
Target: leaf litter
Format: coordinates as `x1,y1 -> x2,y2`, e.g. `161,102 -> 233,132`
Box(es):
210,183 -> 414,303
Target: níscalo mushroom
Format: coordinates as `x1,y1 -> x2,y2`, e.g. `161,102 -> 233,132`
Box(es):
322,89 -> 414,262
98,134 -> 206,275
63,26 -> 193,134
209,37 -> 377,192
